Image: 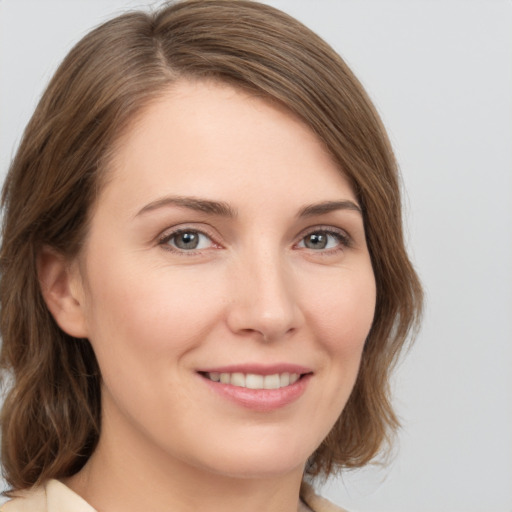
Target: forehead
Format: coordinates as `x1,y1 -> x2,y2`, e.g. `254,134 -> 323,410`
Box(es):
99,79 -> 355,216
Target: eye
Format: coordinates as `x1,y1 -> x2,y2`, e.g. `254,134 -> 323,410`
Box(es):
161,229 -> 214,251
297,229 -> 349,251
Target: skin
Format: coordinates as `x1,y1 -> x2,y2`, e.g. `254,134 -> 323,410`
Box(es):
41,80 -> 376,512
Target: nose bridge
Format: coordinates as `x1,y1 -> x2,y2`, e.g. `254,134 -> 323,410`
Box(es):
227,242 -> 302,341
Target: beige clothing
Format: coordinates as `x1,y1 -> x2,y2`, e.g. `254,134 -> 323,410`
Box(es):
1,479 -> 348,512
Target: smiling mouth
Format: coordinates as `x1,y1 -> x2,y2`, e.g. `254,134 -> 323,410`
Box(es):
200,372 -> 303,390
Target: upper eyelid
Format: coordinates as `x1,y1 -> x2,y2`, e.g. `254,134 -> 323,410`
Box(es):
297,225 -> 352,241
158,224 -> 219,243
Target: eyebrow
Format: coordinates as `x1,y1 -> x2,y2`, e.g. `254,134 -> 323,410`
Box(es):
297,200 -> 362,218
135,196 -> 361,219
135,196 -> 237,218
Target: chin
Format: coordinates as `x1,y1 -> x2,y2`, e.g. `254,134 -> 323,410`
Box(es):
188,436 -> 314,480
202,457 -> 307,481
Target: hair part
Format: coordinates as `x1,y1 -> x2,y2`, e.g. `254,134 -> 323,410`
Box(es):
0,0 -> 422,492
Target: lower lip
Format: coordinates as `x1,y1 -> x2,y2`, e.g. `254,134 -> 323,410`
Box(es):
200,374 -> 312,412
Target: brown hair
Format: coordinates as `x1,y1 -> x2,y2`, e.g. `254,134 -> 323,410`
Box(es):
0,0 -> 422,492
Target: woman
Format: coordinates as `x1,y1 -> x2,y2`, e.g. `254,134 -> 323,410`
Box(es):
0,1 -> 422,511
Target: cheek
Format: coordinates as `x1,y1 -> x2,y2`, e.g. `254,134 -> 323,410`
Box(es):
80,262 -> 229,428
306,266 -> 376,355
293,266 -> 376,446
82,257 -> 228,367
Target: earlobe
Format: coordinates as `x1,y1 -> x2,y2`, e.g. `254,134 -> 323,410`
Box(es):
37,246 -> 89,338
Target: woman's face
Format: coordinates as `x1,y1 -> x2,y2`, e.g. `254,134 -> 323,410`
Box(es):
71,80 -> 376,479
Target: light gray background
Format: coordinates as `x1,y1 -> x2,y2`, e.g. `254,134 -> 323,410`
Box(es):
1,1 -> 511,511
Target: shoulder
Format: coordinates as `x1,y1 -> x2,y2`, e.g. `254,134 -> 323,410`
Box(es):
300,481 -> 349,512
1,480 -> 96,512
2,479 -> 346,512
1,485 -> 46,512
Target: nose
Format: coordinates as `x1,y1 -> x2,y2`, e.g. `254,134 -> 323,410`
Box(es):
226,250 -> 304,342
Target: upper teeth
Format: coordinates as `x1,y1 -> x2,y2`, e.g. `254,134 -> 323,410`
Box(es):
206,372 -> 300,389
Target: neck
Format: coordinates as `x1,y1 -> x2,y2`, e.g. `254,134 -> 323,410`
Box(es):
64,411 -> 306,512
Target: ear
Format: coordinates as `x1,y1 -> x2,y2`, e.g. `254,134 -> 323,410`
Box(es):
37,246 -> 89,338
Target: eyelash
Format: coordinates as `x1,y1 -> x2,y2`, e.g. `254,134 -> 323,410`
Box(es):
296,227 -> 352,254
158,227 -> 219,255
158,226 -> 352,255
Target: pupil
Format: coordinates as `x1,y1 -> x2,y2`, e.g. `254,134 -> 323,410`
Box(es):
306,233 -> 327,249
176,232 -> 198,249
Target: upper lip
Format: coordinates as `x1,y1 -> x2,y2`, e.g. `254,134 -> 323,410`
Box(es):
197,363 -> 313,375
